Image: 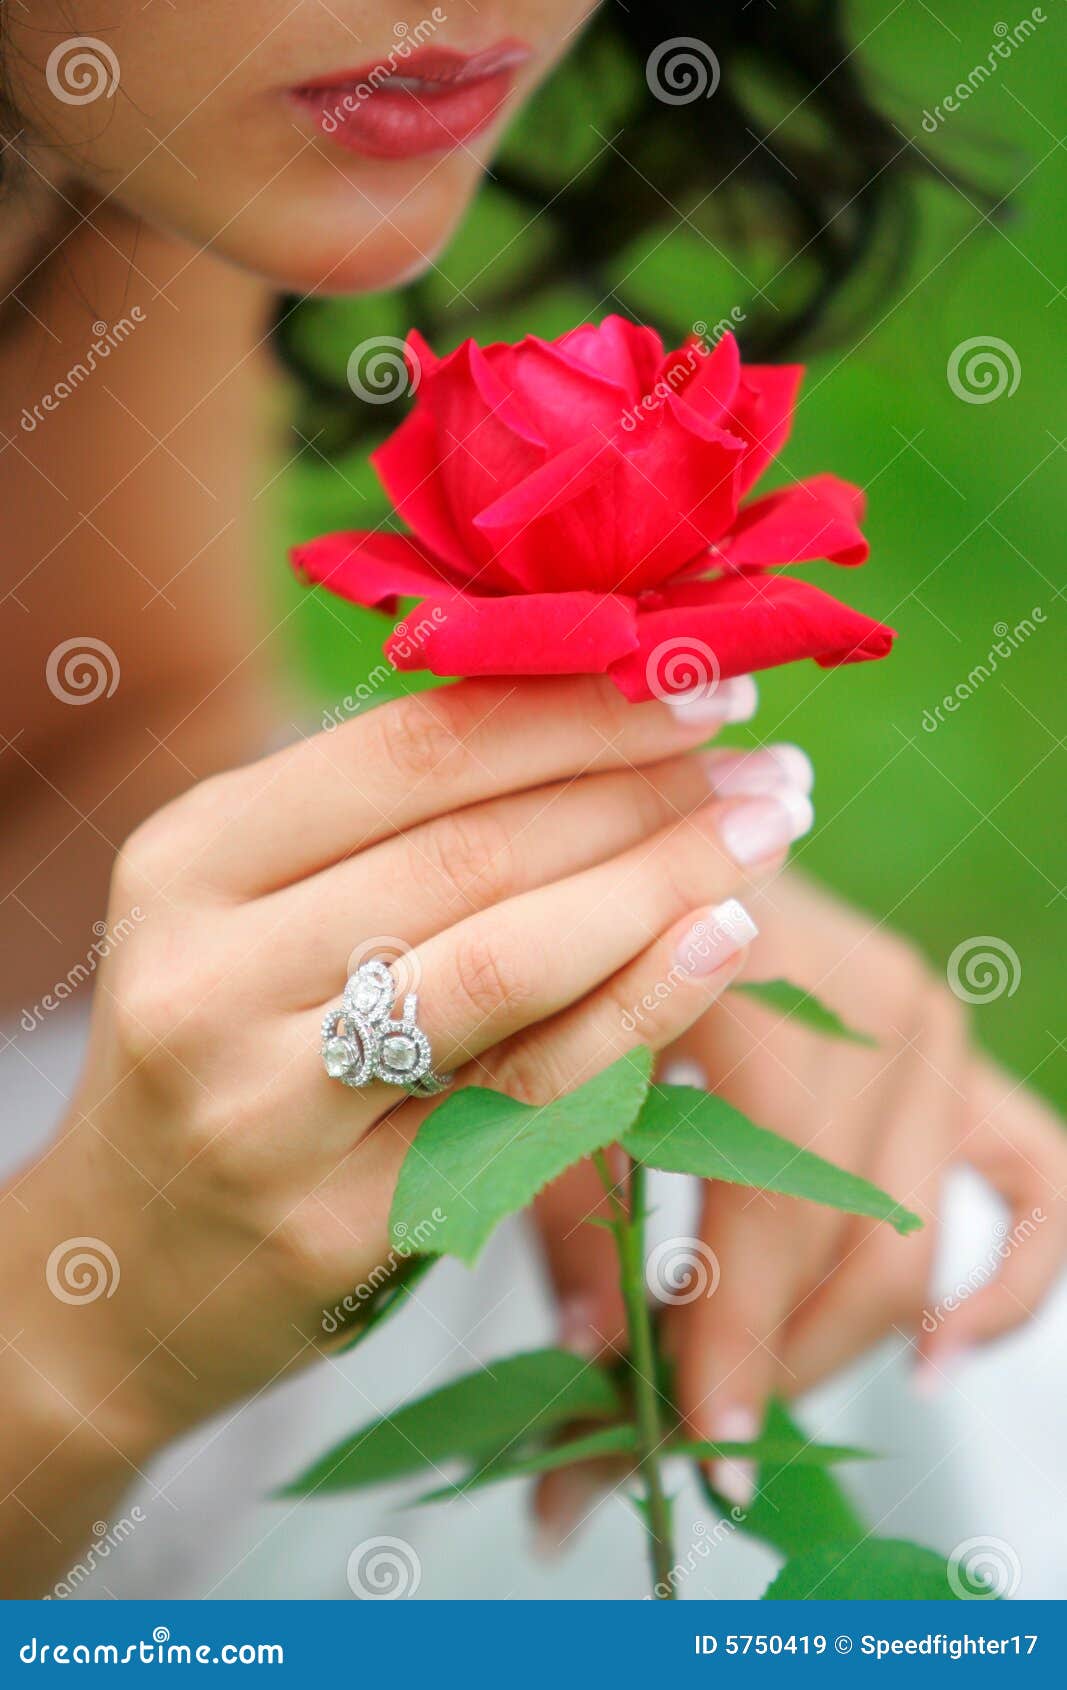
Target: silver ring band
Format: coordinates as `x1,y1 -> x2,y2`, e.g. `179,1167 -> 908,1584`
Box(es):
322,960 -> 453,1097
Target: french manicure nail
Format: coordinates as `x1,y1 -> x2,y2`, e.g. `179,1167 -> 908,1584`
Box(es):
719,790 -> 814,866
709,1406 -> 759,1508
912,1343 -> 969,1400
558,1295 -> 601,1360
659,1057 -> 710,1089
676,898 -> 759,977
667,675 -> 758,727
708,743 -> 815,797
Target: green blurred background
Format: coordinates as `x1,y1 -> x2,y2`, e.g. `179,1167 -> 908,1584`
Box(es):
270,2 -> 1064,1111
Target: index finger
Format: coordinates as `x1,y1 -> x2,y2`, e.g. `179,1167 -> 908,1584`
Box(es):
177,673 -> 757,896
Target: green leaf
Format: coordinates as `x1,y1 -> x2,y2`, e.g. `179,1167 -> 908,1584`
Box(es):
420,1424 -> 640,1501
623,1085 -> 921,1236
675,1437 -> 872,1468
278,1348 -> 620,1497
390,1047 -> 654,1264
763,1538 -> 964,1600
335,1256 -> 437,1355
702,1400 -> 867,1557
731,979 -> 876,1047
424,1428 -> 869,1503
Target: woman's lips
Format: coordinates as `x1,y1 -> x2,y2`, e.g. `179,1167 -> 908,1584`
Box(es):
290,41 -> 531,159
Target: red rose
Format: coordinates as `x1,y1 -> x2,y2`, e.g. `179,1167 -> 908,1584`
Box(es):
292,316 -> 894,701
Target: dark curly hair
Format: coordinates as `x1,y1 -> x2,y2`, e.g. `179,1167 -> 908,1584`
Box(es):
273,0 -> 991,452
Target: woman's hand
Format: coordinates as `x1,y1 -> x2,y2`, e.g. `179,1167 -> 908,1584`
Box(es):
533,869 -> 1067,1535
2,673 -> 810,1592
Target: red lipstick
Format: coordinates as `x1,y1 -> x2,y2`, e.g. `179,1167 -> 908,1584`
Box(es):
291,41 -> 531,160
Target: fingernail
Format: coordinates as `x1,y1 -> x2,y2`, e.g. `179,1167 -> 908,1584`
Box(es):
719,790 -> 813,866
533,1470 -> 602,1558
707,743 -> 815,797
659,1058 -> 709,1089
708,1406 -> 759,1508
913,1343 -> 969,1400
675,898 -> 759,977
558,1295 -> 601,1360
667,675 -> 758,727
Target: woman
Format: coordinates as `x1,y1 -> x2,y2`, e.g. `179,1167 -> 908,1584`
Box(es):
2,1 -> 1064,1600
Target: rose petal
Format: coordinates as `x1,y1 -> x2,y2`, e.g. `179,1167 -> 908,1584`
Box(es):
657,331 -> 741,434
475,421 -> 744,594
372,408 -> 476,579
718,475 -> 869,569
561,315 -> 664,395
608,572 -> 895,701
725,364 -> 805,494
290,530 -> 460,613
487,336 -> 631,453
385,589 -> 639,677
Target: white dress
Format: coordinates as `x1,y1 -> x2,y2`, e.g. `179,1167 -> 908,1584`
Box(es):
4,1004 -> 1065,1599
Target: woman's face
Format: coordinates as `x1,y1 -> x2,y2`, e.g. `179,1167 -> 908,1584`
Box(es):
8,2 -> 598,291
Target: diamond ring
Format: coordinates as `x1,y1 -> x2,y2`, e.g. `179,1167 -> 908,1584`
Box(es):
321,958 -> 453,1097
